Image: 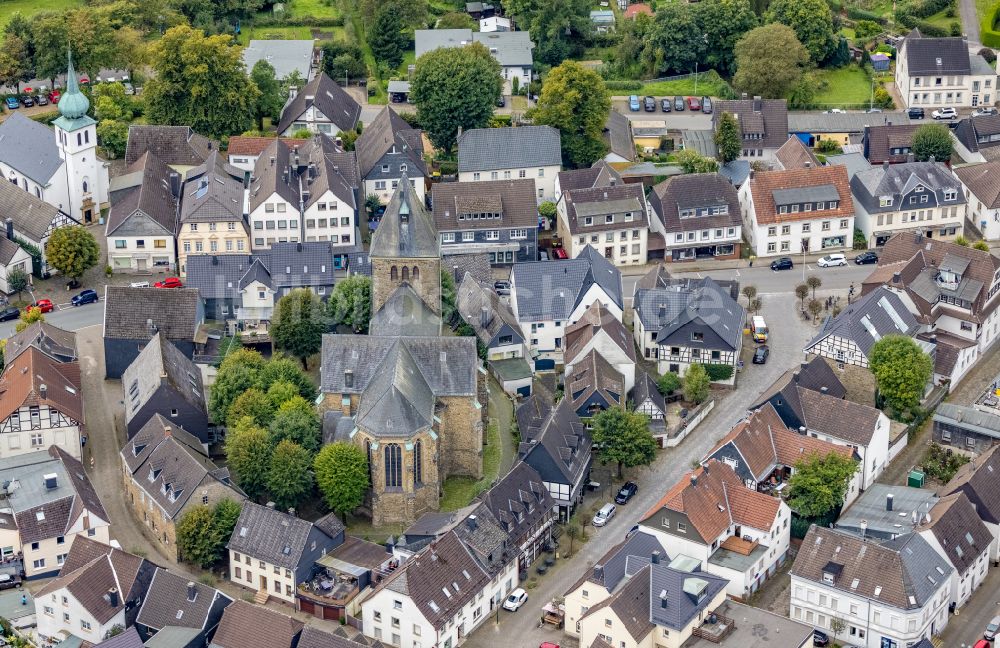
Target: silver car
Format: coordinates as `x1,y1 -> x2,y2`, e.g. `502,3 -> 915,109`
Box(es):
592,503 -> 616,527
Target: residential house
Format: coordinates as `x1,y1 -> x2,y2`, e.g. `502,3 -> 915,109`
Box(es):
0,347 -> 84,460
556,182 -> 649,266
0,226 -> 33,295
787,111 -> 914,149
633,276 -> 744,378
563,300 -> 636,393
639,460 -> 791,599
554,162 -> 623,204
298,626 -> 386,648
209,600 -> 304,648
5,322 -> 77,365
712,97 -> 789,162
276,72 -> 362,137
861,233 -> 1000,386
102,286 -> 203,379
105,152 -> 179,273
414,29 -> 534,91
125,125 -> 213,176
648,173 -> 742,263
953,114 -> 1000,162
456,274 -> 532,396
933,402 -> 1000,451
515,395 -> 592,521
751,362 -> 891,491
895,31 -> 997,109
35,538 -> 157,646
458,126 -> 561,201
185,242 -> 342,323
834,484 -> 938,541
355,107 -> 426,204
955,160 -> 1000,239
297,535 -> 397,622
704,403 -> 861,506
248,135 -> 359,251
478,461 -> 556,570
135,569 -> 232,646
603,110 -> 636,163
479,16 -> 510,31
243,40 -> 315,82
939,444 -> 1000,562
121,415 -> 244,558
789,526 -> 952,647
862,124 -> 923,165
122,333 -> 208,444
775,136 -> 820,170
681,601 -> 814,648
563,531 -> 667,637
431,179 -> 539,265
741,164 -> 855,257
624,3 -> 653,18
0,174 -> 79,276
567,349 -> 625,421
176,151 -> 249,276
915,492 -> 992,609
631,372 -> 668,440
225,136 -> 302,175
0,447 -> 110,578
226,501 -> 345,606
360,530 -> 512,648
510,246 -> 623,369
850,161 -> 966,248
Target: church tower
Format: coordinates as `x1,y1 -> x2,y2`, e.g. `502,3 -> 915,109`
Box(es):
368,174 -> 441,315
53,51 -> 107,224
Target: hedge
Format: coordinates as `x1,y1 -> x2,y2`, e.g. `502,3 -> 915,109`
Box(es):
604,80 -> 643,92
846,6 -> 888,23
252,14 -> 345,27
983,3 -> 1000,48
700,363 -> 734,381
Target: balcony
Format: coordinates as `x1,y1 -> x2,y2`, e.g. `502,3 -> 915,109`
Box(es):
297,570 -> 360,607
690,608 -> 736,643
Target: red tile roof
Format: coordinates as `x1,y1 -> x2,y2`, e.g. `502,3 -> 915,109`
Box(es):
624,3 -> 653,17
226,136 -> 302,157
749,165 -> 854,225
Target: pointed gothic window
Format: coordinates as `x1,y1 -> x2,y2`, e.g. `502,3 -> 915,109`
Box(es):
385,444 -> 402,488
414,441 -> 423,485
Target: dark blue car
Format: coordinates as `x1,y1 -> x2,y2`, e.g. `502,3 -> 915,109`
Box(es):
71,289 -> 98,306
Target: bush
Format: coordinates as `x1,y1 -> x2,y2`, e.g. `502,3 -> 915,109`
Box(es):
983,4 -> 1000,48
657,372 -> 681,395
603,80 -> 643,92
816,139 -> 841,153
846,6 -> 887,23
950,22 -> 962,35
921,443 -> 970,482
700,363 -> 734,381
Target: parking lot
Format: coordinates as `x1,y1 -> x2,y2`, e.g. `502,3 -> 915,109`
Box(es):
611,99 -> 714,129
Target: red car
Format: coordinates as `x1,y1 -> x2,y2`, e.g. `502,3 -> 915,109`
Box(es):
29,299 -> 54,313
154,277 -> 183,289
552,248 -> 568,259
687,96 -> 702,111
47,90 -> 60,104
540,644 -> 560,648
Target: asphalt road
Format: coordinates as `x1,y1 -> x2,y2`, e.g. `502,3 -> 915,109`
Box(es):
0,300 -> 103,338
611,100 -> 714,129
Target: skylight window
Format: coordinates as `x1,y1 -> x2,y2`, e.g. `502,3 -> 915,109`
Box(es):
850,578 -> 859,590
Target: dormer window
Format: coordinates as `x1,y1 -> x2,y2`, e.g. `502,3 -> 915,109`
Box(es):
880,196 -> 893,207
584,217 -> 593,226
944,189 -> 957,200
605,215 -> 614,224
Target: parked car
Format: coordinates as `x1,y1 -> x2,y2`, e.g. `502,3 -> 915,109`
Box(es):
701,97 -> 712,114
974,640 -> 991,648
770,257 -> 794,271
817,253 -> 848,267
539,250 -> 549,261
552,247 -> 568,259
643,96 -> 656,112
494,280 -> 511,296
865,108 -> 883,113
674,96 -> 685,111
502,588 -> 528,612
660,98 -> 671,112
539,643 -> 560,648
812,630 -> 830,647
20,95 -> 33,107
687,96 -> 701,111
29,299 -> 54,314
592,503 -> 616,526
47,90 -> 60,103
615,482 -> 638,504
753,345 -> 769,364
933,107 -> 957,120
153,277 -> 183,288
129,281 -> 150,288
71,289 -> 99,306
0,573 -> 21,591
0,307 -> 19,322
628,95 -> 641,112
824,108 -> 845,114
985,616 -> 1000,641
496,95 -> 506,107
854,251 -> 879,265
907,106 -> 925,119
4,97 -> 17,110
34,94 -> 48,106
123,82 -> 135,95
974,106 -> 999,116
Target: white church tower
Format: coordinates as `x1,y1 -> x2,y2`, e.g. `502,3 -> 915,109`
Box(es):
53,51 -> 109,225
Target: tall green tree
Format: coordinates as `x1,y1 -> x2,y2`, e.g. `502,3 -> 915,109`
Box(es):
257,355 -> 316,400
175,505 -> 220,567
224,417 -> 273,499
714,112 -> 742,164
328,275 -> 372,333
226,388 -> 276,428
642,4 -> 706,75
98,120 -> 129,159
144,25 -> 260,138
734,23 -> 809,99
267,440 -> 315,510
683,364 -> 711,403
369,6 -> 409,69
787,452 -> 858,517
250,59 -> 284,127
437,12 -> 477,29
912,123 -> 953,162
675,149 -> 719,174
528,61 -> 611,169
870,335 -> 933,413
271,288 -> 328,369
411,43 -> 502,152
360,0 -> 430,29
269,396 -> 321,453
209,349 -> 266,424
765,0 -> 835,63
47,226 -> 99,280
502,0 -> 591,65
590,408 -> 657,477
93,82 -> 135,122
314,443 -> 369,522
6,268 -> 27,302
0,35 -> 32,92
694,0 -> 759,75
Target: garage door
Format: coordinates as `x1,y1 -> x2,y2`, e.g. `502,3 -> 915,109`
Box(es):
516,385 -> 531,397
534,358 -> 555,371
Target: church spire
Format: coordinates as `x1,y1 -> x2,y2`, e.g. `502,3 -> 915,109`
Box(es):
57,49 -> 90,120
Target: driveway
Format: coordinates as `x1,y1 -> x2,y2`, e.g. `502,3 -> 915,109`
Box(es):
960,0 -> 982,46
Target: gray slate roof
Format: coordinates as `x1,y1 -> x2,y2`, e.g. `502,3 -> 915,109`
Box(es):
125,125 -> 215,167
458,126 -> 561,172
0,175 -> 70,242
228,501 -> 343,570
106,152 -> 179,237
714,99 -> 788,149
185,242 -> 343,299
369,174 -> 438,259
806,285 -> 919,358
649,173 -> 741,235
835,484 -> 938,539
179,151 -> 245,224
368,283 -> 441,337
903,35 -> 971,75
249,135 -> 359,214
630,371 -> 665,413
5,322 -> 77,364
414,29 -> 534,67
954,114 -> 1000,153
788,111 -> 912,133
851,161 -> 964,215
647,563 -> 728,631
0,112 -> 62,184
122,333 -> 206,427
565,530 -> 666,597
94,626 -> 143,648
511,245 -> 622,321
276,72 -> 362,135
604,110 -> 636,162
517,396 -> 591,488
431,178 -> 538,231
298,626 -> 386,648
355,107 -> 425,178
456,273 -> 523,347
634,277 -> 744,351
243,39 -> 313,81
136,568 -> 232,631
103,287 -> 200,341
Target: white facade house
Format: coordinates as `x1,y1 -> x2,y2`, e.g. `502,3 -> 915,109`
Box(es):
563,301 -> 636,392
896,33 -> 997,109
915,492 -> 992,610
414,29 -> 534,91
105,151 -> 179,274
457,126 -> 562,201
955,161 -> 1000,240
790,526 -> 952,648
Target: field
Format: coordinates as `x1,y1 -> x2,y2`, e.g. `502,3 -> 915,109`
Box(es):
237,25 -> 348,45
811,66 -> 875,108
638,74 -> 730,98
281,0 -> 341,19
0,0 -> 80,28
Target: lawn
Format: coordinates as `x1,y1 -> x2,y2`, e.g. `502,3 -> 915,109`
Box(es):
284,0 -> 341,19
922,6 -> 960,30
396,50 -> 416,77
439,419 -> 502,511
812,66 -> 875,108
0,0 -> 80,28
638,73 -> 730,98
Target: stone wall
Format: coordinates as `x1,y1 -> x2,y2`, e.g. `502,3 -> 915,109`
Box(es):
371,258 -> 442,316
438,395 -> 484,480
360,429 -> 441,527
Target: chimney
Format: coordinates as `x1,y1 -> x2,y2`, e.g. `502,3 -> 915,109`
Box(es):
886,493 -> 894,511
480,306 -> 491,329
929,155 -> 936,164
297,242 -> 302,253
883,160 -> 890,171
820,386 -> 828,393
893,272 -> 901,284
690,473 -> 698,487
860,520 -> 868,538
457,126 -> 463,141
659,589 -> 668,609
186,581 -> 197,602
798,426 -> 807,434
43,473 -> 57,490
805,161 -> 811,169
163,426 -> 172,438
593,564 -> 604,581
741,92 -> 748,100
266,501 -> 276,509
169,172 -> 181,198
39,384 -> 47,399
345,369 -> 354,389
4,218 -> 12,242
467,515 -> 478,531
107,588 -> 119,608
651,550 -> 661,564
288,507 -> 296,517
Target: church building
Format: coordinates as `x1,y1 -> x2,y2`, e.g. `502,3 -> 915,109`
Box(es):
320,177 -> 485,526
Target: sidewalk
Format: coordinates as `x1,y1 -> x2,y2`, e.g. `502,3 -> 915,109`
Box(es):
616,250 -> 854,277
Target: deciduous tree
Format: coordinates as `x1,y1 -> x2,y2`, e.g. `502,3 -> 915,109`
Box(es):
250,59 -> 284,127
657,372 -> 681,395
714,112 -> 742,164
787,452 -> 858,517
870,335 -> 932,413
271,288 -> 328,369
694,0 -> 759,75
7,268 -> 28,302
912,123 -> 953,162
256,355 -> 316,401
642,4 -> 705,75
682,363 -> 710,403
806,275 -> 822,298
328,275 -> 372,333
209,349 -> 266,424
675,148 -> 719,174
734,23 -> 809,99
314,442 -> 369,522
226,388 -> 275,428
765,0 -> 835,63
528,61 -> 611,168
590,408 -> 657,477
224,417 -> 273,499
795,283 -> 809,307
267,440 -> 315,510
16,307 -> 44,333
437,12 -> 477,29
175,505 -> 219,567
269,396 -> 321,453
46,226 -> 99,280
501,0 -> 591,65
